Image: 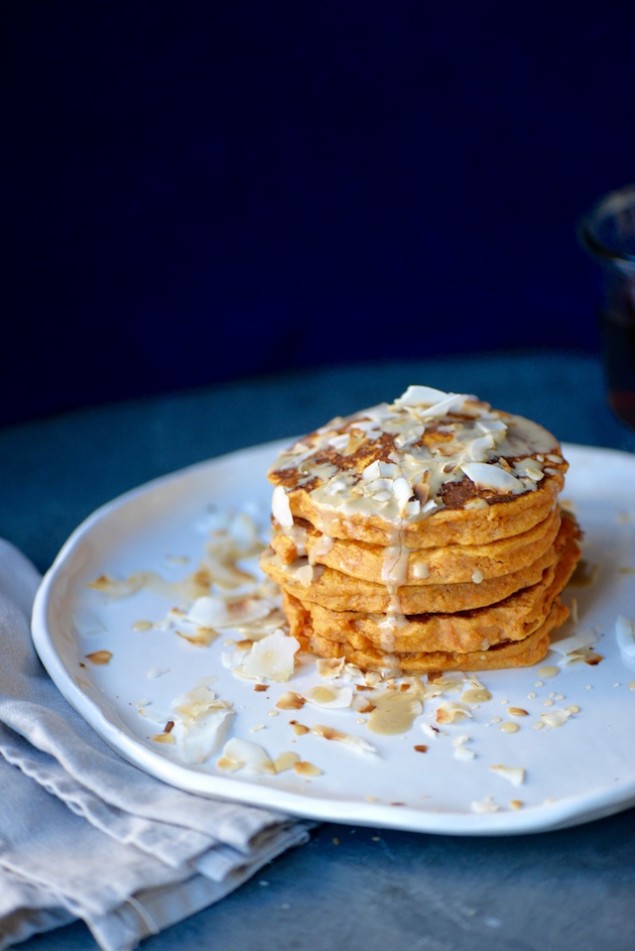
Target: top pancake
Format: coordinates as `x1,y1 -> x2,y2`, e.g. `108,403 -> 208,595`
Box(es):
267,385 -> 568,548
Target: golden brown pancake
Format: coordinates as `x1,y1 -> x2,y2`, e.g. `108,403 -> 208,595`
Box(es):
279,517 -> 580,656
297,604 -> 567,674
261,509 -> 579,616
267,385 -> 568,549
269,506 -> 562,586
261,385 -> 582,673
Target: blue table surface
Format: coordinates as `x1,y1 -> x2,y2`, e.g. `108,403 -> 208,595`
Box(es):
2,350 -> 634,951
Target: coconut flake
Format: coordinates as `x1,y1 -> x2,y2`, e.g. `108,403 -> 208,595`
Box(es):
539,708 -> 572,729
471,796 -> 500,814
240,629 -> 300,682
392,476 -> 413,514
218,737 -> 275,774
452,735 -> 476,760
272,485 -> 294,528
394,385 -> 474,418
460,462 -> 524,493
420,393 -> 473,418
362,460 -> 381,481
328,433 -> 351,451
476,418 -> 507,437
550,626 -> 598,661
170,685 -> 234,763
463,433 -> 495,462
515,458 -> 545,482
489,764 -> 526,786
435,700 -> 472,724
304,685 -> 354,709
395,385 -> 450,407
312,724 -> 377,755
317,657 -> 346,679
616,615 -> 635,660
185,594 -> 271,629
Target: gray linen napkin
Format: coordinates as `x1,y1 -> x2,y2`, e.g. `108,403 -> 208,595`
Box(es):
0,540 -> 312,950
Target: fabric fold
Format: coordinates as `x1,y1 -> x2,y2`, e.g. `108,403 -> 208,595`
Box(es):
0,539 -> 312,950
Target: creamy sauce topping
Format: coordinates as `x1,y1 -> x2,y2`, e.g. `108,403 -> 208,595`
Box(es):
269,385 -> 560,526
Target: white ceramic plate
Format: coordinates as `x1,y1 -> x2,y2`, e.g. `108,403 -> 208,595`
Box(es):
31,441 -> 635,836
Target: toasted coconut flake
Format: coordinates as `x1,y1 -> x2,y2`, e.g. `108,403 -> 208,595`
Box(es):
218,737 -> 276,775
240,629 -> 300,682
550,626 -> 598,660
460,462 -> 524,493
185,593 -> 272,629
274,751 -> 301,773
87,574 -> 145,597
435,701 -> 472,724
516,458 -> 545,482
152,732 -> 176,745
170,685 -> 234,763
294,760 -> 323,777
176,627 -> 218,646
276,691 -> 306,710
312,724 -> 377,755
289,720 -> 310,735
305,685 -> 354,709
317,657 -> 346,679
85,650 -> 113,665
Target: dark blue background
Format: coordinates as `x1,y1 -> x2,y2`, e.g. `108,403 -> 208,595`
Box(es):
3,1 -> 635,426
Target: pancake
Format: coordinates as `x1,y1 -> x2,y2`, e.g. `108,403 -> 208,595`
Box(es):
261,384 -> 582,674
269,505 -> 562,586
298,606 -> 564,674
267,384 -> 568,549
261,509 -> 579,614
279,514 -> 580,656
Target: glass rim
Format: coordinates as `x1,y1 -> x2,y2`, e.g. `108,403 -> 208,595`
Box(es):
578,184 -> 635,268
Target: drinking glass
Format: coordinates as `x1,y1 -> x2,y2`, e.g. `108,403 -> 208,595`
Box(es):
578,185 -> 635,430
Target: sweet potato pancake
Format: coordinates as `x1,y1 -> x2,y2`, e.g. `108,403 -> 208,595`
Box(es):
260,385 -> 581,673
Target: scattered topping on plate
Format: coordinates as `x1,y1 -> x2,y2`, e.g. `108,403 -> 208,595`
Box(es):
489,764 -> 526,786
616,615 -> 635,662
471,796 -> 500,814
239,629 -> 300,682
217,737 -> 275,774
85,649 -> 113,665
170,684 -> 234,763
79,492 -> 631,820
312,725 -> 377,755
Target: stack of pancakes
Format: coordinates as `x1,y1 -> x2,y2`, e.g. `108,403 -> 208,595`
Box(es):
260,385 -> 582,674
